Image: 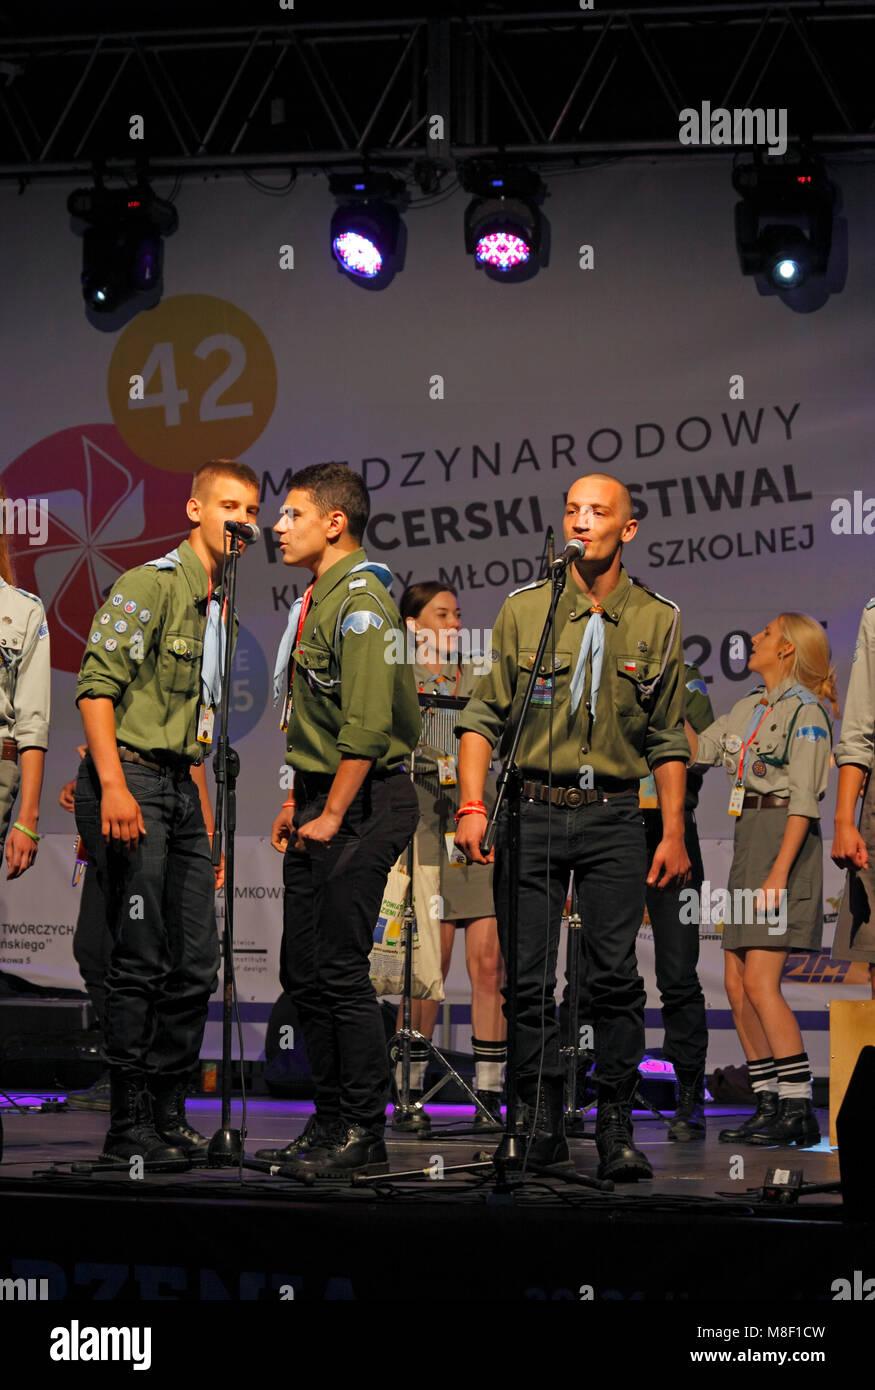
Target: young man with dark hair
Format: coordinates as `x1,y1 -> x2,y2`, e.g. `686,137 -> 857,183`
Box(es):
74,460 -> 260,1167
256,462 -> 420,1180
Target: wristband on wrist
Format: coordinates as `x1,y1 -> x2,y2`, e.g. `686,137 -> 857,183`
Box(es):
13,821 -> 40,844
454,802 -> 487,823
281,800 -> 295,809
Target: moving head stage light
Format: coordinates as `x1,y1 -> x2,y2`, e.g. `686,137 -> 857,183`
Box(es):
732,154 -> 835,291
67,182 -> 178,315
461,161 -> 546,283
329,172 -> 406,287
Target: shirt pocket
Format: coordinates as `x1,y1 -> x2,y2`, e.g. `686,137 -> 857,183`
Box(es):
161,631 -> 204,697
614,655 -> 660,717
0,621 -> 27,674
295,640 -> 338,693
519,649 -> 572,708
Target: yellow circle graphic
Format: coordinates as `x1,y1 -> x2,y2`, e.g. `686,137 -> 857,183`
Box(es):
107,294 -> 277,473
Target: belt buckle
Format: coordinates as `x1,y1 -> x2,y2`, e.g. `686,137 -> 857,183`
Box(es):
564,786 -> 584,809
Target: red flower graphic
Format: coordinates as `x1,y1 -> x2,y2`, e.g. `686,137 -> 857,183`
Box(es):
3,425 -> 192,673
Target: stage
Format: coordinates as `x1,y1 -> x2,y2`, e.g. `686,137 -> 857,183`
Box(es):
1,1092 -> 869,1306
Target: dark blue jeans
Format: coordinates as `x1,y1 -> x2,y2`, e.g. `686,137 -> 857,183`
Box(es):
495,791 -> 648,1090
281,772 -> 418,1135
74,757 -> 219,1077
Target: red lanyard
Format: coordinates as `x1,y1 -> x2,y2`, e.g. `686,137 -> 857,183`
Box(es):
288,583 -> 314,692
737,702 -> 772,784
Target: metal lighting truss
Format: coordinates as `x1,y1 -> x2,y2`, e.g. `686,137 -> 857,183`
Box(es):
0,4 -> 872,181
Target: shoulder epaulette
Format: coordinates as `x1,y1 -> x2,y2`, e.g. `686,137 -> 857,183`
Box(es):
508,577 -> 549,599
630,578 -> 679,611
12,585 -> 41,605
783,682 -> 818,705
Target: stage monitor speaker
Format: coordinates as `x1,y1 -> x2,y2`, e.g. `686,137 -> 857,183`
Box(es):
829,998 -> 875,1144
835,1043 -> 875,1220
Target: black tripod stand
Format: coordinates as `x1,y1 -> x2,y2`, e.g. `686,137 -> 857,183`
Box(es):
389,749 -> 501,1135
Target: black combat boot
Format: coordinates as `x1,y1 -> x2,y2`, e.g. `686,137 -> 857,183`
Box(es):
150,1076 -> 210,1163
514,1077 -> 575,1169
255,1114 -> 341,1162
281,1124 -> 389,1181
596,1076 -> 653,1181
667,1067 -> 706,1142
101,1072 -> 189,1171
472,1090 -> 504,1133
746,1096 -> 821,1148
718,1089 -> 778,1143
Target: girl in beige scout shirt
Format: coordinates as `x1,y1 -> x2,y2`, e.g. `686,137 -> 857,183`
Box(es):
391,583 -> 506,1136
688,613 -> 837,1149
0,483 -> 50,884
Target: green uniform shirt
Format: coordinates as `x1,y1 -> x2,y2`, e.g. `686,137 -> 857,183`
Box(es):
76,539 -> 230,765
693,674 -> 832,820
285,548 -> 420,775
456,565 -> 689,781
835,598 -> 875,772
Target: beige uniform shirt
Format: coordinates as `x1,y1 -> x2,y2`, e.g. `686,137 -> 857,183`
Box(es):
835,599 -> 875,771
0,579 -> 50,750
694,675 -> 832,820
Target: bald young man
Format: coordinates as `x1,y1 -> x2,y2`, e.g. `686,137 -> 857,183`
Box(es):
455,474 -> 690,1181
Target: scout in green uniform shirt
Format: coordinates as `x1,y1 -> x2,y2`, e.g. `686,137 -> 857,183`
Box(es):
278,547 -> 420,778
76,538 -> 236,766
458,562 -> 689,783
74,460 -> 260,1171
261,464 -> 420,1181
455,473 -> 690,1184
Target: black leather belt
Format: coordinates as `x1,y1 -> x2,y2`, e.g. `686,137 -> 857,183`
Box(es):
521,778 -> 638,808
117,745 -> 193,776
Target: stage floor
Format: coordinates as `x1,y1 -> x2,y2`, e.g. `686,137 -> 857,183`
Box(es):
1,1092 -> 869,1311
0,1093 -> 842,1197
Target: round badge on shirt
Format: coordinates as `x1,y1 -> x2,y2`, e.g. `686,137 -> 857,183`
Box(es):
751,758 -> 767,778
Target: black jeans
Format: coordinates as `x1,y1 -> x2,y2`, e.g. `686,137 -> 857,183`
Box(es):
281,772 -> 418,1135
496,791 -> 648,1091
72,865 -> 112,1028
74,757 -> 219,1077
560,809 -> 708,1077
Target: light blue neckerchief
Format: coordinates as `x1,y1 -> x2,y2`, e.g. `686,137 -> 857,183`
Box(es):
569,608 -> 605,718
272,559 -> 395,705
144,548 -> 225,708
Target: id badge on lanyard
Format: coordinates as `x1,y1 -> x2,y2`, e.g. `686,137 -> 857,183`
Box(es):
729,702 -> 772,816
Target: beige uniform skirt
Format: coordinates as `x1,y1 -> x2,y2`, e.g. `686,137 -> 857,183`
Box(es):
413,770 -> 496,924
723,802 -> 824,951
831,772 -> 875,965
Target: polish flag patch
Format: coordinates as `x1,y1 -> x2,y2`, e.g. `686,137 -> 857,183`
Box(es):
624,661 -> 637,672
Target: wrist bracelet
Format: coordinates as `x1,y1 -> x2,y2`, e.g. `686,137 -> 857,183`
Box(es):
281,800 -> 295,809
454,804 -> 487,823
13,821 -> 40,844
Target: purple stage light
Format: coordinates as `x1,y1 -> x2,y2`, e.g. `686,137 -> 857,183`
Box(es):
333,230 -> 383,278
475,230 -> 531,272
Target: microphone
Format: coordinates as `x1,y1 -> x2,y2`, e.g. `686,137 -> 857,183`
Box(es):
550,538 -> 585,572
224,521 -> 261,544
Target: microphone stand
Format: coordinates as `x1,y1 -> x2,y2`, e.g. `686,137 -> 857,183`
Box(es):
207,531 -> 261,1170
